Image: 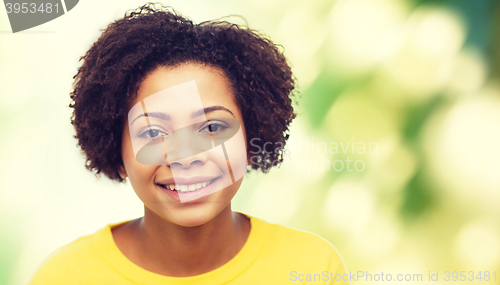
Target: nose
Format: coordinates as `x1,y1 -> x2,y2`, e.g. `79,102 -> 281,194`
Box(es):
166,127 -> 209,168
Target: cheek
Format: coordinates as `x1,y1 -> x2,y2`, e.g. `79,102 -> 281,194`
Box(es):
221,127 -> 247,181
122,129 -> 157,188
126,161 -> 157,190
201,127 -> 246,194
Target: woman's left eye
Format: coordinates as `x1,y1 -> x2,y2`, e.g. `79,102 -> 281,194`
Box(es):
201,122 -> 227,133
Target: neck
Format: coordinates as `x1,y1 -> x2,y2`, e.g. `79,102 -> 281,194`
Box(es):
134,205 -> 249,277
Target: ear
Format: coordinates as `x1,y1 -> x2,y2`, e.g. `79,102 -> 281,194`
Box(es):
118,165 -> 128,179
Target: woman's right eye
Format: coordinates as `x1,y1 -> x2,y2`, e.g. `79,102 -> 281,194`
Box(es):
138,128 -> 167,139
146,129 -> 160,137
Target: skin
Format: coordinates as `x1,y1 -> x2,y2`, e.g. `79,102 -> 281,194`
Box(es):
114,62 -> 251,277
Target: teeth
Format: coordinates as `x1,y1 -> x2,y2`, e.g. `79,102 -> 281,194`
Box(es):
162,179 -> 215,192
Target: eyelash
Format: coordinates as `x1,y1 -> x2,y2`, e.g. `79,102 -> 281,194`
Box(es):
200,121 -> 228,134
137,127 -> 168,139
137,121 -> 228,139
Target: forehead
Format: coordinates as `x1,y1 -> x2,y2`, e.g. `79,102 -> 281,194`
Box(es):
133,63 -> 235,107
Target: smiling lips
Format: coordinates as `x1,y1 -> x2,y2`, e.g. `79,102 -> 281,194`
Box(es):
156,177 -> 219,193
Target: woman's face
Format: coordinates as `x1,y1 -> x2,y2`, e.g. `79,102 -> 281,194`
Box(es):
120,62 -> 248,227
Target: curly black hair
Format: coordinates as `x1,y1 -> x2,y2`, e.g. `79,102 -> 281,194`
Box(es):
70,3 -> 297,182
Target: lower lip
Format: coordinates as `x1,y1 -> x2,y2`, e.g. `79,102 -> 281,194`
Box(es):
157,178 -> 221,203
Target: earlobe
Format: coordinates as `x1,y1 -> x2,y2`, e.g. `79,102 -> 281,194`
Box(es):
118,165 -> 128,179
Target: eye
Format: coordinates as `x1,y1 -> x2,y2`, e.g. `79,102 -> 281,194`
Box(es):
207,124 -> 221,132
138,127 -> 168,139
200,121 -> 228,134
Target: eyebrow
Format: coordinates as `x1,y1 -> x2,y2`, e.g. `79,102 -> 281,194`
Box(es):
191,106 -> 234,119
130,105 -> 234,126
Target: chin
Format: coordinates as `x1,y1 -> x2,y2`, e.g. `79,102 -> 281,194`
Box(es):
168,206 -> 222,228
175,217 -> 211,228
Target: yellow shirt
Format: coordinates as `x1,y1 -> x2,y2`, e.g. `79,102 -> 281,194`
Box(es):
28,214 -> 349,284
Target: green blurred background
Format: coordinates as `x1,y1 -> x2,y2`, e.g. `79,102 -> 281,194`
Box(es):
1,0 -> 500,284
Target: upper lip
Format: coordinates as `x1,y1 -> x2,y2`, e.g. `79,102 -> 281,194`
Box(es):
156,176 -> 219,185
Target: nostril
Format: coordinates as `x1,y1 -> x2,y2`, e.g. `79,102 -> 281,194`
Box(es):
168,161 -> 183,168
168,159 -> 204,168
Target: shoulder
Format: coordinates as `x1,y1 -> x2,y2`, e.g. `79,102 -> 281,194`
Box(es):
250,215 -> 346,268
46,231 -> 99,263
27,224 -> 112,285
252,215 -> 337,252
245,215 -> 350,284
